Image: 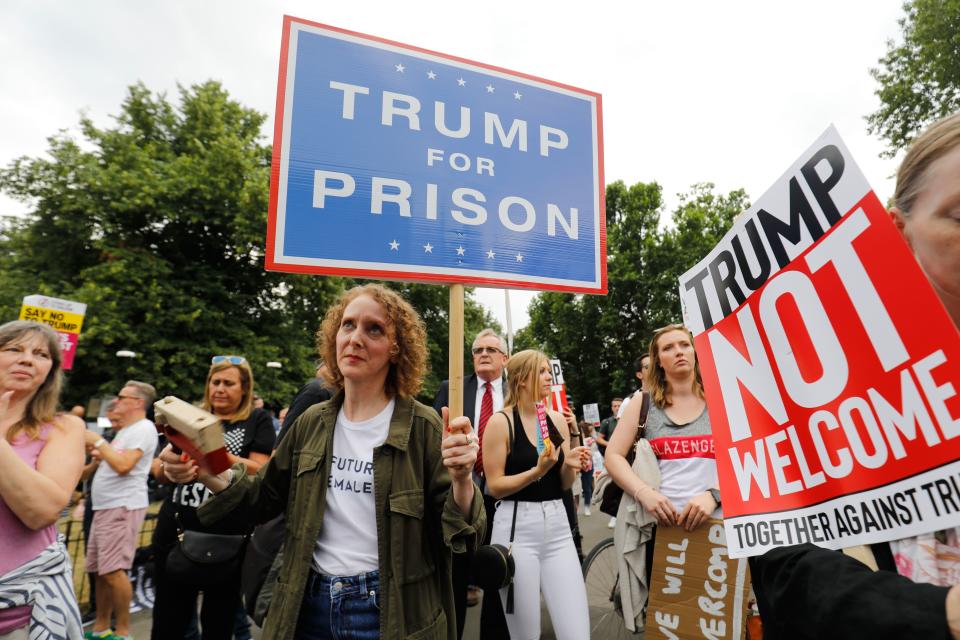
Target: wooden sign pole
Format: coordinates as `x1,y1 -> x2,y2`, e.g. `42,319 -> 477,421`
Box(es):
448,284 -> 465,420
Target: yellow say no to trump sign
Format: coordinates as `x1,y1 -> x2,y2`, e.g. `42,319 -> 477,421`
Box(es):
19,294 -> 87,370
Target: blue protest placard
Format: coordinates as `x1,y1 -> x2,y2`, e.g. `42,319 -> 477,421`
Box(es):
266,17 -> 606,293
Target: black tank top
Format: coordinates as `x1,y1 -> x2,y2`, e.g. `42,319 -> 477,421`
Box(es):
503,406 -> 565,502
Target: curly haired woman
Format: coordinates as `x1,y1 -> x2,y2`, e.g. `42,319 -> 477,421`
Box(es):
161,283 -> 485,640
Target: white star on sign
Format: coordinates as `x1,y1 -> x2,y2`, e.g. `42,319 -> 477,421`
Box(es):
389,240 -> 399,251
457,77 -> 466,86
456,246 -> 465,256
486,84 -> 495,93
513,91 -> 522,100
427,70 -> 436,79
486,249 -> 496,259
423,243 -> 433,253
515,253 -> 524,262
395,63 -> 405,73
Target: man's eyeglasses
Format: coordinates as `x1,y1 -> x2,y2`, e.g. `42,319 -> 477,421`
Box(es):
116,394 -> 140,403
212,355 -> 247,365
472,346 -> 503,356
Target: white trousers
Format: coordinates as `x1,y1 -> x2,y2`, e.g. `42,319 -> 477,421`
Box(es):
491,499 -> 589,640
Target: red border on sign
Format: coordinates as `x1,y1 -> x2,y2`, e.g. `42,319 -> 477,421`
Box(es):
265,15 -> 607,294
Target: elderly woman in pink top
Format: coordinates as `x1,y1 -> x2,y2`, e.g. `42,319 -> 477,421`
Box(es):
0,321 -> 85,639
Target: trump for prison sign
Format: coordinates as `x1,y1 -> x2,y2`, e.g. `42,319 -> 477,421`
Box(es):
266,17 -> 605,293
680,127 -> 960,558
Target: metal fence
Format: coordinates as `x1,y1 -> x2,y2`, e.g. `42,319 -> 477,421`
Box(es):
59,508 -> 159,607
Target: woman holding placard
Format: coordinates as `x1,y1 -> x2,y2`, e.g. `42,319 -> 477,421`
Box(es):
606,323 -> 721,532
482,349 -> 591,640
750,111 -> 960,639
160,284 -> 485,640
151,355 -> 275,640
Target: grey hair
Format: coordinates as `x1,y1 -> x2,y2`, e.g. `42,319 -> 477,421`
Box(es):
472,328 -> 508,354
123,380 -> 157,408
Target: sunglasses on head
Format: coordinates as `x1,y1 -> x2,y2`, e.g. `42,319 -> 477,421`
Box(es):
212,355 -> 247,365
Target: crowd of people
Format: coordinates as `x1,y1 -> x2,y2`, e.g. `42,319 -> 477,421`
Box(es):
0,109 -> 958,640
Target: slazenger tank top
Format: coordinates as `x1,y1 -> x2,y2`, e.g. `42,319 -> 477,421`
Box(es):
642,403 -> 718,512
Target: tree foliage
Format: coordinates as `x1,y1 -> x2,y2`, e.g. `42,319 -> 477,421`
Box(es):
868,0 -> 960,155
0,82 -> 496,407
520,181 -> 747,417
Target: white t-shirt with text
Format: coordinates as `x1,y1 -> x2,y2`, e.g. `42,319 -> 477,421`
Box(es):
312,398 -> 394,576
92,418 -> 158,510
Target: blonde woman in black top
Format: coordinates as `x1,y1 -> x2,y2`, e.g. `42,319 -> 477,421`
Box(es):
482,349 -> 591,640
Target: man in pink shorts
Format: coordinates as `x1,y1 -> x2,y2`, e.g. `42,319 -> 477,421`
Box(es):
84,381 -> 158,640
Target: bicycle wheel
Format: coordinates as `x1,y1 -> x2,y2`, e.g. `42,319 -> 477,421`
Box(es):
582,537 -> 641,638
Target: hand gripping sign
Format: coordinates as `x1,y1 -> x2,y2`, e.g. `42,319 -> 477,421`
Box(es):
265,17 -> 605,294
679,127 -> 960,558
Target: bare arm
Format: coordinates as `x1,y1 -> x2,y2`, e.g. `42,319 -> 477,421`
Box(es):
83,431 -> 143,476
442,411 -> 478,516
0,414 -> 85,529
594,424 -> 610,447
552,408 -> 587,491
484,412 -> 558,499
80,457 -> 100,482
605,397 -> 677,525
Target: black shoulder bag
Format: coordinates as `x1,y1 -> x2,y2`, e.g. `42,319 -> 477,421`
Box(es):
599,392 -> 650,517
165,512 -> 248,589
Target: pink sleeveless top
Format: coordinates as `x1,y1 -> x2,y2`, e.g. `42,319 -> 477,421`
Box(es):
0,423 -> 58,633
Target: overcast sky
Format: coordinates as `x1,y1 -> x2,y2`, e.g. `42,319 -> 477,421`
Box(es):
0,1 -> 905,331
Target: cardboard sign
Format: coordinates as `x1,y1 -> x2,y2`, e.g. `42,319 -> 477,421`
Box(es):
266,17 -> 606,293
583,403 -> 601,425
647,520 -> 751,640
19,295 -> 87,370
679,126 -> 960,558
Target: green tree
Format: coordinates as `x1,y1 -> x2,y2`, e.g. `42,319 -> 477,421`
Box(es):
867,0 -> 960,154
0,82 -> 495,408
521,181 -> 748,416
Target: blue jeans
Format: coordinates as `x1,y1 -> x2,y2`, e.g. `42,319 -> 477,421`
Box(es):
580,470 -> 594,506
294,570 -> 380,640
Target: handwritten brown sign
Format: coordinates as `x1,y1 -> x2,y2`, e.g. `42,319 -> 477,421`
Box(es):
647,519 -> 751,639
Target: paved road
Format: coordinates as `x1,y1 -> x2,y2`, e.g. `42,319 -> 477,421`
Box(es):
127,504 -> 623,639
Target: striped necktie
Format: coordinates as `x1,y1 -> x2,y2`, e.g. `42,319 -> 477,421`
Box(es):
475,382 -> 494,475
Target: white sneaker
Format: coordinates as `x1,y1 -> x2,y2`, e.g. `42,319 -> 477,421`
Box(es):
608,516 -> 616,528
584,507 -> 591,516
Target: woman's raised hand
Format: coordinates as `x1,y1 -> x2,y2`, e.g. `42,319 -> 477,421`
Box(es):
564,445 -> 591,471
441,408 -> 479,483
562,406 -> 576,430
534,439 -> 560,478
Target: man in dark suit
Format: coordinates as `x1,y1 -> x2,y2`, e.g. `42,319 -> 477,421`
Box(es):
434,328 -> 509,640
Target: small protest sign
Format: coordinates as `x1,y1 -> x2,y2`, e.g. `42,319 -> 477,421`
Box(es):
647,520 -> 751,640
19,294 -> 87,370
547,358 -> 570,412
583,403 -> 601,425
679,126 -> 960,558
266,17 -> 605,293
